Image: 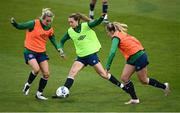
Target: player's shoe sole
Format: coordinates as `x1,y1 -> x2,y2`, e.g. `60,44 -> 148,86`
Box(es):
35,95 -> 48,100
125,99 -> 140,105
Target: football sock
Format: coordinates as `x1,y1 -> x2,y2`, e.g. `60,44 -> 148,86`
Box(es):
102,2 -> 108,14
90,3 -> 95,11
64,77 -> 74,89
123,81 -> 138,99
148,78 -> 166,89
38,77 -> 47,92
27,71 -> 37,84
89,3 -> 95,19
108,73 -> 124,88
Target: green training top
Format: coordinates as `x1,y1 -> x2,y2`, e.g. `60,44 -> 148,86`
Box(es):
68,22 -> 101,57
59,16 -> 104,57
11,19 -> 60,53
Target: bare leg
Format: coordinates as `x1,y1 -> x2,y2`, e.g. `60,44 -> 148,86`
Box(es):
64,61 -> 85,89
120,64 -> 139,104
22,59 -> 40,95
34,60 -> 49,100
137,67 -> 169,96
93,62 -> 124,88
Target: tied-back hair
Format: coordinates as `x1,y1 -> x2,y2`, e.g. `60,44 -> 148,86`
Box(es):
41,8 -> 55,19
69,12 -> 91,23
106,22 -> 128,33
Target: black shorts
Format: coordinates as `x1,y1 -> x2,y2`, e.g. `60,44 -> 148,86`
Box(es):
127,53 -> 149,71
24,52 -> 49,64
75,53 -> 99,66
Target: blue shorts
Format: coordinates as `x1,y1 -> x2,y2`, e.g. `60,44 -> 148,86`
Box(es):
75,53 -> 99,66
127,53 -> 149,71
24,52 -> 49,64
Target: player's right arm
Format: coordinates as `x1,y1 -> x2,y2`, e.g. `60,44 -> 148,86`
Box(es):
105,37 -> 120,71
10,17 -> 34,30
58,32 -> 71,58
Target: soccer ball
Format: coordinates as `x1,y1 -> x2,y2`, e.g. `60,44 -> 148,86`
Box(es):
56,86 -> 69,98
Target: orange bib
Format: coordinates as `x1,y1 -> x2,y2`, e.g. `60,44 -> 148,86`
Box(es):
25,19 -> 54,52
113,31 -> 144,60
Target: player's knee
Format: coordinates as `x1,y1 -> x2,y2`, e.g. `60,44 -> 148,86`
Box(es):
33,68 -> 40,75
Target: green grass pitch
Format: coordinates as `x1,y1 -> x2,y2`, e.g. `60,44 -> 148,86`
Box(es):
0,0 -> 180,112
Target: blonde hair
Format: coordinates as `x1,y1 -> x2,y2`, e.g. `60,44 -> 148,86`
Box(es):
41,8 -> 55,19
106,21 -> 128,33
69,12 -> 90,23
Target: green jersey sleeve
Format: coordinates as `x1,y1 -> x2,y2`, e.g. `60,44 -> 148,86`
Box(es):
88,16 -> 104,28
11,20 -> 35,30
49,35 -> 60,51
105,37 -> 120,70
59,32 -> 71,48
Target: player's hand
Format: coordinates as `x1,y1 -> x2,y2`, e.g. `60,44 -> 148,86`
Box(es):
58,48 -> 66,59
105,69 -> 110,74
101,13 -> 106,18
10,17 -> 16,24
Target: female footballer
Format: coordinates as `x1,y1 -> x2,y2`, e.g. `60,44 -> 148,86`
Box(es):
54,13 -> 133,97
105,22 -> 170,104
11,8 -> 60,100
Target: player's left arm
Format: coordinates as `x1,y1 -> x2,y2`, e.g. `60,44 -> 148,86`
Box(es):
49,35 -> 60,51
105,37 -> 120,71
88,14 -> 106,28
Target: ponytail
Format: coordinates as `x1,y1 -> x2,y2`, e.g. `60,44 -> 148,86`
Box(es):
113,22 -> 128,33
106,21 -> 128,33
